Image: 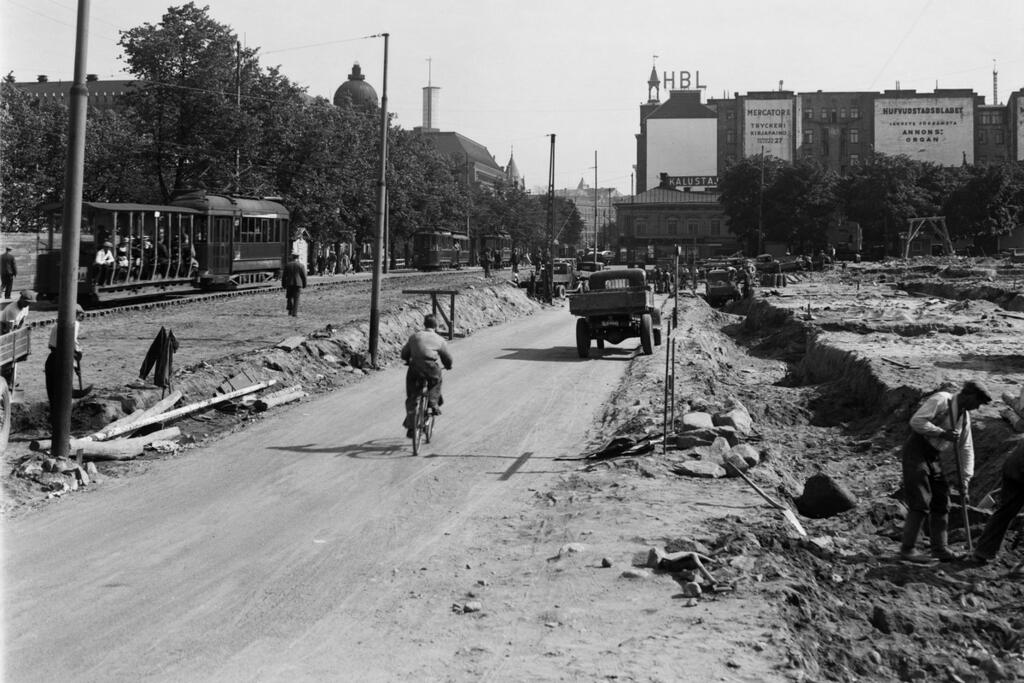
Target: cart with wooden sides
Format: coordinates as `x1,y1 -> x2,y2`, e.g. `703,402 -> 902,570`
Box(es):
0,326 -> 31,451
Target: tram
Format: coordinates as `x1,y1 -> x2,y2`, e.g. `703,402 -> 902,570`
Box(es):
480,232 -> 512,268
37,190 -> 290,305
410,229 -> 469,270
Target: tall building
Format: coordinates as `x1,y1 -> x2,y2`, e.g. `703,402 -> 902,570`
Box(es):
554,179 -> 621,251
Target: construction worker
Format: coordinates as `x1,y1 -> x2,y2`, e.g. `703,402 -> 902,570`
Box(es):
898,380 -> 992,563
971,440 -> 1024,565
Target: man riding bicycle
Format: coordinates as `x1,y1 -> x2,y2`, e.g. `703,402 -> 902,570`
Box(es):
401,314 -> 453,439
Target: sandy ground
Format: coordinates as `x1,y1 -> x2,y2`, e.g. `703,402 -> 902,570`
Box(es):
4,257 -> 1024,682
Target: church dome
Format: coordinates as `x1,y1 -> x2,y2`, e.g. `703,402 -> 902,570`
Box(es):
333,63 -> 378,109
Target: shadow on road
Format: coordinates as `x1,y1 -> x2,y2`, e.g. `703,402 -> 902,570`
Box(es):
267,440 -> 410,459
496,346 -> 634,362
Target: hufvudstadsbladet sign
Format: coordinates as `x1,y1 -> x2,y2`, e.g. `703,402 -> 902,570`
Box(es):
744,100 -> 794,161
873,96 -> 973,166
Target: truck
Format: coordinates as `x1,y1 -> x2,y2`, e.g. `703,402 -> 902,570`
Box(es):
569,268 -> 662,358
551,259 -> 579,297
1,326 -> 32,450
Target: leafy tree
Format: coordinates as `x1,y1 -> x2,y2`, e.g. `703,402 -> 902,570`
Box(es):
717,153 -> 785,252
945,162 -> 1024,239
763,159 -> 838,252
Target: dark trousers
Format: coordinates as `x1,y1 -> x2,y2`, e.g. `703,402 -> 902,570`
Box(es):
44,351 -> 60,435
1,274 -> 12,299
285,286 -> 301,316
974,468 -> 1024,560
900,432 -> 950,551
404,367 -> 442,427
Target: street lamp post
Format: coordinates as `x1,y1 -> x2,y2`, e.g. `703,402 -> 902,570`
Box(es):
369,32 -> 389,369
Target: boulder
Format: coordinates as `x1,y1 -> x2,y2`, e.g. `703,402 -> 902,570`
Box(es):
713,401 -> 753,436
731,443 -> 761,467
680,412 -> 714,430
676,426 -> 738,448
674,460 -> 727,479
794,473 -> 858,519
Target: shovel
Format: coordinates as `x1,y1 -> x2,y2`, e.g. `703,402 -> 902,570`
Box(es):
734,466 -> 807,537
73,357 -> 93,399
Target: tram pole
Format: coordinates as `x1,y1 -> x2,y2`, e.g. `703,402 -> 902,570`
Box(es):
52,0 -> 91,458
546,134 -> 555,304
369,32 -> 389,369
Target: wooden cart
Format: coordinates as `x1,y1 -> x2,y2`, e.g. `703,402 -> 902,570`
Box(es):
1,326 -> 32,451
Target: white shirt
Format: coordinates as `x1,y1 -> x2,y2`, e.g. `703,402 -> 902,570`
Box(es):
95,248 -> 115,266
909,390 -> 975,481
48,320 -> 81,353
0,301 -> 29,330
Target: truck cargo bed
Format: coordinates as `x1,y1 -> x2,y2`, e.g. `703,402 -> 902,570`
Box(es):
569,290 -> 651,316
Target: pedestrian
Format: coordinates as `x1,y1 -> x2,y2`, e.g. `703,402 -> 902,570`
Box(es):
479,250 -> 491,278
0,289 -> 34,333
1,246 -> 17,299
897,379 -> 993,563
339,249 -> 351,275
282,252 -> 307,316
971,440 -> 1024,564
326,249 -> 337,276
45,304 -> 85,433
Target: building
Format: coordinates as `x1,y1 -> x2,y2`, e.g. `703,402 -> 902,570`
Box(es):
613,184 -> 737,265
333,63 -> 379,109
553,179 -> 622,252
13,74 -> 137,112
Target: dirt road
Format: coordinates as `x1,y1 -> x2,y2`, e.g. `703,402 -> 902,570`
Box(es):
7,302 -> 788,682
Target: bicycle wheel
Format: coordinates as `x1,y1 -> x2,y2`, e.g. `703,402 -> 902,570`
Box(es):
423,403 -> 435,444
412,392 -> 427,456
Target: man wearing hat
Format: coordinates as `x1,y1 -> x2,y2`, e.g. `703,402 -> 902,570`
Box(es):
94,241 -> 115,285
0,289 -> 34,333
898,379 -> 993,563
281,252 -> 307,317
1,246 -> 16,299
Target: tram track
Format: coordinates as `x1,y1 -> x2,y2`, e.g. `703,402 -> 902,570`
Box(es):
24,266 -> 484,330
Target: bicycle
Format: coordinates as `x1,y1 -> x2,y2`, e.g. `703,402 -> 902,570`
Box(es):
410,380 -> 436,456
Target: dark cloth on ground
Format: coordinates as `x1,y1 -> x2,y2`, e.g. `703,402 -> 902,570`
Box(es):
139,326 -> 179,388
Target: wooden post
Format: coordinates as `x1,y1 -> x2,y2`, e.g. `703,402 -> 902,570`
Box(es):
402,289 -> 459,340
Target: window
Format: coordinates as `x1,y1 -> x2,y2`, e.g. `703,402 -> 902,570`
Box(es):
666,217 -> 679,236
726,110 -> 734,120
725,130 -> 735,144
840,108 -> 847,120
710,219 -> 721,236
831,109 -> 837,122
820,109 -> 828,120
851,106 -> 860,119
848,128 -> 859,143
804,130 -> 814,144
804,108 -> 813,119
635,218 -> 648,237
687,219 -> 699,236
978,131 -> 987,144
980,113 -> 992,125
994,131 -> 1004,144
849,154 -> 859,165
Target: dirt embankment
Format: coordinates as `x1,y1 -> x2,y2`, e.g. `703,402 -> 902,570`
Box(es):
3,275 -> 541,514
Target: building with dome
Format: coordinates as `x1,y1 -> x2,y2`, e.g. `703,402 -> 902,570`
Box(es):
333,63 -> 378,109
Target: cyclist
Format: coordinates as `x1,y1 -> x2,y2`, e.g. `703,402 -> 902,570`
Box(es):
401,314 -> 453,438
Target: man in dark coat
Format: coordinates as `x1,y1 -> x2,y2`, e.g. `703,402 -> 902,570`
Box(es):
972,441 -> 1024,564
1,246 -> 17,299
282,253 -> 308,316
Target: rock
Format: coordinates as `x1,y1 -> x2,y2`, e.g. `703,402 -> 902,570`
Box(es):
713,401 -> 753,436
680,412 -> 714,430
85,462 -> 98,475
463,601 -> 482,613
557,543 -> 585,557
75,466 -> 90,487
683,597 -> 699,607
265,360 -> 285,372
731,443 -> 760,467
681,582 -> 702,598
869,605 -> 893,634
37,472 -> 70,492
17,460 -> 43,477
722,452 -> 750,477
276,336 -> 306,351
42,458 -> 57,472
694,437 -> 732,466
675,432 -> 714,450
794,473 -> 858,519
600,558 -> 612,568
321,354 -> 341,364
674,460 -> 727,479
619,568 -> 650,580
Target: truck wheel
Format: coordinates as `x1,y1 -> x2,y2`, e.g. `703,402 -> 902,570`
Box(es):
575,319 -> 591,358
640,314 -> 654,355
557,285 -> 566,298
0,377 -> 10,452
596,338 -> 605,349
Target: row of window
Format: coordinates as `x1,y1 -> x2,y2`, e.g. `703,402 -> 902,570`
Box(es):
804,107 -> 861,121
978,130 -> 1005,144
802,129 -> 860,144
979,112 -> 1005,125
633,218 -> 722,238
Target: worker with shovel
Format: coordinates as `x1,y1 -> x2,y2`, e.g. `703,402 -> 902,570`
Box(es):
45,305 -> 91,429
898,380 -> 992,564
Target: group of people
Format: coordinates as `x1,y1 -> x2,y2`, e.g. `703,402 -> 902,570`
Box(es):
92,234 -> 198,285
313,246 -> 353,276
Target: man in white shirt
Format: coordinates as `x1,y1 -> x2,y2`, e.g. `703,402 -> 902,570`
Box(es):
0,289 -> 34,333
898,380 -> 992,563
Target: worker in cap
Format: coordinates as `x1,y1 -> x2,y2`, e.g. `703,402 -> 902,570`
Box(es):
0,289 -> 34,333
281,251 -> 307,317
898,379 -> 993,564
1,245 -> 16,299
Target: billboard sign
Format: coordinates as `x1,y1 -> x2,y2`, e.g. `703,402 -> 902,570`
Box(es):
874,97 -> 973,165
744,100 -> 794,161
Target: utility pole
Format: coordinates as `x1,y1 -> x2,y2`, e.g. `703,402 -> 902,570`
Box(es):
234,40 -> 241,194
593,150 -> 598,270
369,32 -> 389,368
758,145 -> 765,256
546,135 -> 555,305
52,0 -> 91,458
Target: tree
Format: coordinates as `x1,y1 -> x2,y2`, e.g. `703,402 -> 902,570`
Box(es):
763,159 -> 838,252
717,153 -> 785,252
945,162 -> 1024,239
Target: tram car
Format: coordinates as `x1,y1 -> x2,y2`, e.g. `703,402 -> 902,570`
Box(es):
480,232 -> 512,268
36,190 -> 290,305
410,229 -> 469,270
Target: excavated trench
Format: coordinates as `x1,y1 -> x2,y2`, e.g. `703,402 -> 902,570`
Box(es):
712,293 -> 1024,682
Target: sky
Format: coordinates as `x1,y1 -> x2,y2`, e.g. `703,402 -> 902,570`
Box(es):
2,0 -> 1023,195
